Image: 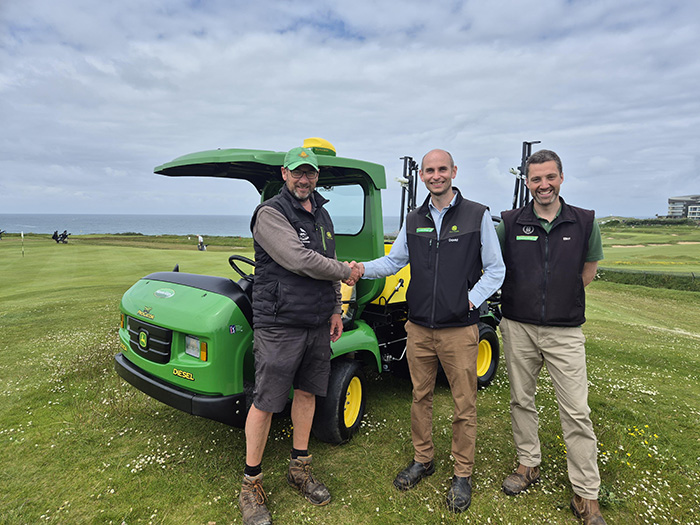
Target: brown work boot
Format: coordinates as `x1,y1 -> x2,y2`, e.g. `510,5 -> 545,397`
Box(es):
239,473 -> 272,525
571,494 -> 607,524
287,455 -> 331,506
502,464 -> 540,495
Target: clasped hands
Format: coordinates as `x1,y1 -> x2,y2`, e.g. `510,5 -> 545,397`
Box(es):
343,261 -> 364,286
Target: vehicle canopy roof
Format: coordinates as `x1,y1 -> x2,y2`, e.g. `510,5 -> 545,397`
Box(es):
154,147 -> 386,194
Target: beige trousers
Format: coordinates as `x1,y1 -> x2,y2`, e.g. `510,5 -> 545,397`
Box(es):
500,317 -> 601,499
405,321 -> 479,477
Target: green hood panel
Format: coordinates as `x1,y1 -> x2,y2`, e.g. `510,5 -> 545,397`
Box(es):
119,272 -> 254,396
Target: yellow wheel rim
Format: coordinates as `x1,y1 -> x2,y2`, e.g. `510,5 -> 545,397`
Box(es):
476,339 -> 493,378
343,376 -> 362,428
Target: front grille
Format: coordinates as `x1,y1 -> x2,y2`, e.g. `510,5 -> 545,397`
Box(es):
127,316 -> 173,364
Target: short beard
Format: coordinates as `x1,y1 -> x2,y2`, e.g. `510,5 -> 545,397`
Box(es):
533,189 -> 558,206
292,189 -> 310,201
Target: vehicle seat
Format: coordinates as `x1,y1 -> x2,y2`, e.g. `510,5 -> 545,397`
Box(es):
237,276 -> 254,301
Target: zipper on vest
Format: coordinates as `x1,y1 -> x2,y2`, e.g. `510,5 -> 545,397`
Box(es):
430,238 -> 440,327
318,223 -> 327,252
540,234 -> 549,323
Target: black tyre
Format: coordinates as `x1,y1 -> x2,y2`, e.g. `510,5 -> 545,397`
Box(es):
312,359 -> 366,444
477,322 -> 499,389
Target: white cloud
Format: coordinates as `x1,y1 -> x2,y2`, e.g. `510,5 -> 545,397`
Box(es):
0,0 -> 699,221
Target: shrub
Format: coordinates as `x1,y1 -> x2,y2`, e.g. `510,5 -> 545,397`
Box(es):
597,268 -> 700,292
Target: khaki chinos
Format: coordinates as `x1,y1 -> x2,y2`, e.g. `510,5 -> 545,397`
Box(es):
500,317 -> 601,499
405,320 -> 479,478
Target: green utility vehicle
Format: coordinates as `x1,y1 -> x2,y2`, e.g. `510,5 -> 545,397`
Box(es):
115,138 -> 501,444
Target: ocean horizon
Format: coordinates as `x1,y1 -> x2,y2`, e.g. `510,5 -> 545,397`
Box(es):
0,213 -> 403,238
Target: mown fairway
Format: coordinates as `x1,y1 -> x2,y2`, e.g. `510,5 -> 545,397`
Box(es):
1,234 -> 699,524
601,223 -> 700,273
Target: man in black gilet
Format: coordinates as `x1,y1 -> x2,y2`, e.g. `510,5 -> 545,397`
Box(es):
497,149 -> 606,525
352,149 -> 505,513
239,146 -> 358,525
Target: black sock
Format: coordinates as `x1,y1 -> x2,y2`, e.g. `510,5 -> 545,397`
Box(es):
291,448 -> 308,459
244,463 -> 262,477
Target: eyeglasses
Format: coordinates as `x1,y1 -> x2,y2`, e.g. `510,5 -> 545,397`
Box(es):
289,169 -> 319,180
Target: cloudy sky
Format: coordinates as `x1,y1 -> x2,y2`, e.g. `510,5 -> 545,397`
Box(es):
1,0 -> 699,219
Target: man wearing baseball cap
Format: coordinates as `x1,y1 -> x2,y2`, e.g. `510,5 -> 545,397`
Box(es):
239,146 -> 360,525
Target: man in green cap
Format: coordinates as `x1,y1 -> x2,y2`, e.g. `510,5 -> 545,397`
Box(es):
238,146 -> 360,525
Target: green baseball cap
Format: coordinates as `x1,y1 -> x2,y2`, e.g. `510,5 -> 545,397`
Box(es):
284,147 -> 319,171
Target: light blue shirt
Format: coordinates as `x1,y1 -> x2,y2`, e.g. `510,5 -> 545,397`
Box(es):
363,193 -> 505,309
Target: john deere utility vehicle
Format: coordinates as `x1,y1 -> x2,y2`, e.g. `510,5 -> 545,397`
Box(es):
115,138 -> 501,444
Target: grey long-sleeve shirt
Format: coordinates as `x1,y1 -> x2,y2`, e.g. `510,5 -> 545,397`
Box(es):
252,205 -> 351,315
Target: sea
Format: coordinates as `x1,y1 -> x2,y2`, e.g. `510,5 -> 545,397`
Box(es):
0,214 -> 403,238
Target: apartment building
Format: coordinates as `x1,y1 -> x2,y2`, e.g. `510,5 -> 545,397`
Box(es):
668,195 -> 700,218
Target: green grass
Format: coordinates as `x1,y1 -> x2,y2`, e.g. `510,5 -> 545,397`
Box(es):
1,235 -> 699,524
600,223 -> 700,274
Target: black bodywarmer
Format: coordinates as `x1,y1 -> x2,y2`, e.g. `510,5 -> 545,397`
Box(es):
250,186 -> 337,328
405,189 -> 486,328
500,198 -> 594,327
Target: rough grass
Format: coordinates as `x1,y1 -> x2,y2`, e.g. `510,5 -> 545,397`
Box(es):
1,235 -> 699,524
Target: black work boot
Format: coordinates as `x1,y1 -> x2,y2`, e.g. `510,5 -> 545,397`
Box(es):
446,475 -> 472,513
239,473 -> 272,525
393,459 -> 435,491
287,455 -> 331,506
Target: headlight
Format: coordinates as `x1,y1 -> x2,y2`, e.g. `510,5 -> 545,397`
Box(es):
185,335 -> 208,361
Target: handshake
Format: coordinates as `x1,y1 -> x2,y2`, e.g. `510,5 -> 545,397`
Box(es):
343,261 -> 365,286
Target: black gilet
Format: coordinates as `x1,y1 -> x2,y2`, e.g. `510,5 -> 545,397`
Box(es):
250,185 -> 337,328
405,188 -> 486,328
500,198 -> 594,327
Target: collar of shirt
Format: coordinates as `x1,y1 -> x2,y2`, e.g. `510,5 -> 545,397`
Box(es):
428,190 -> 458,235
533,203 -> 562,233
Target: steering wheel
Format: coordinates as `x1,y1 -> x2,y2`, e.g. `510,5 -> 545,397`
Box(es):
228,255 -> 255,282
